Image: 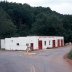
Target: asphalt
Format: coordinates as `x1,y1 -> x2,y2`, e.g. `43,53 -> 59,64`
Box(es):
0,45 -> 72,72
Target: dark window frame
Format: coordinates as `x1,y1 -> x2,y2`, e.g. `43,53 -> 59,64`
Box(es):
49,41 -> 50,45
44,41 -> 46,46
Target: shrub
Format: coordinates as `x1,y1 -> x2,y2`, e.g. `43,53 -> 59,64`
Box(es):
68,49 -> 72,59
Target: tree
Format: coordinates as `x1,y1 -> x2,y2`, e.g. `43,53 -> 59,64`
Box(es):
0,7 -> 16,38
30,13 -> 64,36
0,1 -> 72,42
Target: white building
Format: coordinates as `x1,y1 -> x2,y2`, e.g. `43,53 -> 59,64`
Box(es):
1,36 -> 64,50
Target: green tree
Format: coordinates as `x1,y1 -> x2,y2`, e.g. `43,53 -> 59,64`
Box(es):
0,1 -> 72,42
31,13 -> 64,36
0,7 -> 16,38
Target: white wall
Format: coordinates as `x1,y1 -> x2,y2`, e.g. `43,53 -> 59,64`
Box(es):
5,38 -> 12,50
1,39 -> 5,49
27,36 -> 39,50
38,37 -> 53,49
38,36 -> 64,49
4,37 -> 39,50
9,37 -> 27,50
1,36 -> 64,50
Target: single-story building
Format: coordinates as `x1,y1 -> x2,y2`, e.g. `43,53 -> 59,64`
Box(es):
1,36 -> 64,50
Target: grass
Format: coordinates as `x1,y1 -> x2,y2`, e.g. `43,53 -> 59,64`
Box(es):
68,49 -> 72,59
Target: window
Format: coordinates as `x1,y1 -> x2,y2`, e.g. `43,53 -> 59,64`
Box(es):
17,43 -> 19,46
44,41 -> 46,46
49,41 -> 50,45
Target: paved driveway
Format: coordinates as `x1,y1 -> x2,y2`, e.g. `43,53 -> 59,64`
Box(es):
0,45 -> 72,72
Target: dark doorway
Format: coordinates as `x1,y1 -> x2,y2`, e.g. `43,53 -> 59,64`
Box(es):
58,40 -> 60,47
61,40 -> 64,47
53,40 -> 56,48
38,40 -> 42,49
30,43 -> 34,51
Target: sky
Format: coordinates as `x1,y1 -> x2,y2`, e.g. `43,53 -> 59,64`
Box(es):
1,0 -> 72,15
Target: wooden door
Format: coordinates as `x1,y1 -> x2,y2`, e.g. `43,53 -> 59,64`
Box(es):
58,40 -> 60,47
38,40 -> 42,49
53,40 -> 55,48
30,43 -> 34,51
61,40 -> 64,47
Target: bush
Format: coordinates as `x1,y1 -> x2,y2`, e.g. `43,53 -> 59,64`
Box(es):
68,49 -> 72,59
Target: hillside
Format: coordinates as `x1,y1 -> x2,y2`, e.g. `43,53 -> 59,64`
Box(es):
0,1 -> 72,42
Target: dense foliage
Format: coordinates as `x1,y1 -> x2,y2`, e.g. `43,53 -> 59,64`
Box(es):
68,49 -> 72,59
0,1 -> 72,42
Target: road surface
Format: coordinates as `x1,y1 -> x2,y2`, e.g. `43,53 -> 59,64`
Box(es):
0,45 -> 72,72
